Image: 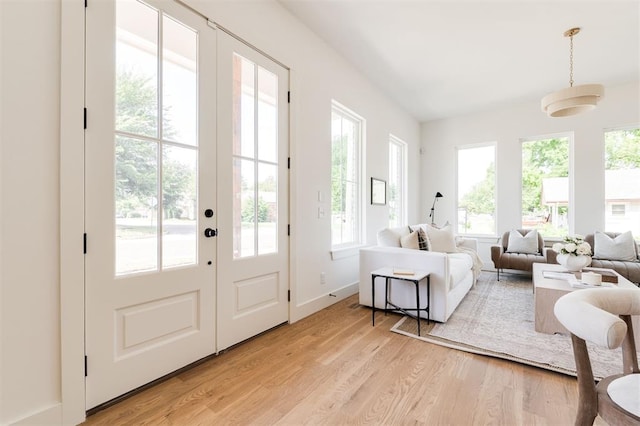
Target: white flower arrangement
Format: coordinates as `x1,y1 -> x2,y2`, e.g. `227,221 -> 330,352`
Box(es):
552,235 -> 592,256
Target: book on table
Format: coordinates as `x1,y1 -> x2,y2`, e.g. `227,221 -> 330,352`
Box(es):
393,268 -> 414,276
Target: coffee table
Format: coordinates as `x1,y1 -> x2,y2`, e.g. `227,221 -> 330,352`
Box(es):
533,263 -> 640,338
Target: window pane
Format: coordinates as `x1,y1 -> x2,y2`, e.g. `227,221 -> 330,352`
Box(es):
258,163 -> 277,255
331,104 -> 362,247
116,0 -> 158,138
257,67 -> 278,163
605,128 -> 640,239
389,137 -> 406,228
162,145 -> 196,268
233,54 -> 255,159
115,136 -> 158,274
521,137 -> 569,237
234,158 -> 255,258
162,15 -> 197,146
457,145 -> 495,234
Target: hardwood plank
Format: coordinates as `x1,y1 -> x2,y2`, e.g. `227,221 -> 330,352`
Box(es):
83,294 -> 590,425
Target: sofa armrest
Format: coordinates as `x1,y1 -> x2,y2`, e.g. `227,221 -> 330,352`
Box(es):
490,245 -> 504,266
456,237 -> 478,252
545,248 -> 558,264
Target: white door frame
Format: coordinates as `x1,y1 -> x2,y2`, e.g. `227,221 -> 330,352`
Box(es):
60,0 -> 87,424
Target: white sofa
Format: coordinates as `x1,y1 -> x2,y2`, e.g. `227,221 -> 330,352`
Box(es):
359,224 -> 479,323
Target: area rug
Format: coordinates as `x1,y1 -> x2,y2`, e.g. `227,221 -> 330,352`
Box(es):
390,271 -> 630,380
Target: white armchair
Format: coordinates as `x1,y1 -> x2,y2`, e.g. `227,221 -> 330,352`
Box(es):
554,288 -> 640,425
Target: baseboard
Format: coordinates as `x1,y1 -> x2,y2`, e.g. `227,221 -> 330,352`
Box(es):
9,403 -> 62,426
290,282 -> 358,323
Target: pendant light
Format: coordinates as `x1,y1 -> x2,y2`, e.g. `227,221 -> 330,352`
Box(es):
541,27 -> 604,117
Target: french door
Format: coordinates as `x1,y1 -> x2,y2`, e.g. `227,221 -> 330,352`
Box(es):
216,32 -> 290,350
85,0 -> 216,408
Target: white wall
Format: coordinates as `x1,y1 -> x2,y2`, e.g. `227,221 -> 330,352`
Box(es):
185,0 -> 421,319
1,0 -> 419,423
421,81 -> 640,265
1,1 -> 63,424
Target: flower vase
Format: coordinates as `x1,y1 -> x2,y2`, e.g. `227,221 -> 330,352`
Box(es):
557,253 -> 592,272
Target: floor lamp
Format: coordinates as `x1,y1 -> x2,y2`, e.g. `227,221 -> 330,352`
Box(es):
429,192 -> 443,225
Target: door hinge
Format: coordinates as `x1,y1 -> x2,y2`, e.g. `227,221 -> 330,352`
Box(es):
84,0 -> 87,7
83,233 -> 87,254
287,224 -> 290,236
84,355 -> 88,377
287,91 -> 290,104
83,108 -> 87,129
287,290 -> 290,302
287,157 -> 290,169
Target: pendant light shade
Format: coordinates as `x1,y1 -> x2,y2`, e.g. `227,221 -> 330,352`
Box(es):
541,27 -> 604,118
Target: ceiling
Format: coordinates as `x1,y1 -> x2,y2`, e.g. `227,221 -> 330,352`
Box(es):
277,1 -> 640,122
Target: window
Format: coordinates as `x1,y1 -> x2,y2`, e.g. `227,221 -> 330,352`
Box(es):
388,135 -> 407,228
456,143 -> 496,235
521,135 -> 570,238
331,102 -> 364,248
604,127 -> 640,238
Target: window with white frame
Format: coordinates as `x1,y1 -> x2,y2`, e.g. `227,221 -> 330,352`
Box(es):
521,135 -> 570,238
388,135 -> 407,228
604,127 -> 640,239
331,102 -> 363,248
456,143 -> 496,235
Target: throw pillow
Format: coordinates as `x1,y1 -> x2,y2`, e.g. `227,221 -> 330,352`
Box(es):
400,230 -> 420,250
425,224 -> 457,253
594,231 -> 637,262
410,226 -> 429,250
506,229 -> 539,254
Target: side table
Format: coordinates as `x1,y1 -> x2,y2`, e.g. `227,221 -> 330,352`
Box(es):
371,267 -> 430,335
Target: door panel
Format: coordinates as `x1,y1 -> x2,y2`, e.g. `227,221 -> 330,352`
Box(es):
85,0 -> 216,408
216,33 -> 289,351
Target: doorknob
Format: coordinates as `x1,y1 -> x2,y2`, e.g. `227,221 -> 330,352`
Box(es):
204,228 -> 217,238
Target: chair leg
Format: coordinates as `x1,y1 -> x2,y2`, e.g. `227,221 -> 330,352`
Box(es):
497,268 -> 500,281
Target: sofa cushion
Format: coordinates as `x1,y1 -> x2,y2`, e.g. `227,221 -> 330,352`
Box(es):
400,231 -> 420,249
426,224 -> 457,253
410,226 -> 429,250
448,253 -> 474,289
594,231 -> 638,262
506,229 -> 539,254
377,226 -> 410,247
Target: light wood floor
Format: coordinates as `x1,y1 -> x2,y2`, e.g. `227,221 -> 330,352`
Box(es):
83,294 -> 604,425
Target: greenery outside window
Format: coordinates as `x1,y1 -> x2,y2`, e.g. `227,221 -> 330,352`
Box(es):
521,135 -> 570,238
331,102 -> 364,248
456,143 -> 496,235
388,135 -> 407,228
604,127 -> 640,239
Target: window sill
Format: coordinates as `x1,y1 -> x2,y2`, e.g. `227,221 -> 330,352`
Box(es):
330,245 -> 366,260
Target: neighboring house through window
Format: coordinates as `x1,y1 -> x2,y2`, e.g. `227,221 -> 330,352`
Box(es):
456,143 -> 496,235
331,101 -> 364,248
388,135 -> 407,228
604,127 -> 640,239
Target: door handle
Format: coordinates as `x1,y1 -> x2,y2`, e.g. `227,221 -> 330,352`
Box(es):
204,228 -> 217,238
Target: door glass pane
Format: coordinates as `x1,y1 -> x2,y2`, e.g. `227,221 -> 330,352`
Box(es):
234,158 -> 255,258
233,54 -> 255,159
257,67 -> 277,163
258,163 -> 277,255
162,145 -> 197,268
116,0 -> 158,138
162,15 -> 197,146
115,136 -> 158,275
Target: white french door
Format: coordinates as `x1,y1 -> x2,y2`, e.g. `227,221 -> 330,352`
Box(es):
85,0 -> 216,408
216,32 -> 290,350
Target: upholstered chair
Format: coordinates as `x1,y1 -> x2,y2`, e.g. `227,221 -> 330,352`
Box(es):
554,288 -> 640,426
491,229 -> 548,281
